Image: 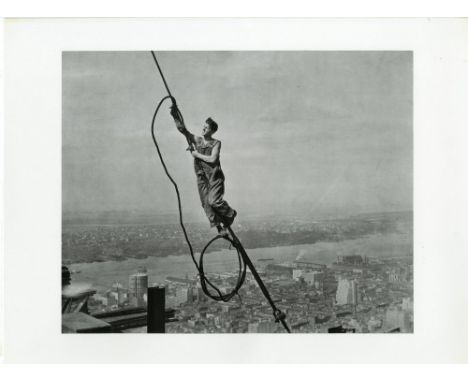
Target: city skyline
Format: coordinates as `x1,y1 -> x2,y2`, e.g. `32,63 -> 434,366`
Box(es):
74,251 -> 413,334
63,210 -> 413,333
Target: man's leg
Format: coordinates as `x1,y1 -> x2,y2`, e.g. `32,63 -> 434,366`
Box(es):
197,174 -> 221,227
207,179 -> 236,227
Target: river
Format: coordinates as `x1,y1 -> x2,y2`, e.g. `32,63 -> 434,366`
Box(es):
67,232 -> 412,293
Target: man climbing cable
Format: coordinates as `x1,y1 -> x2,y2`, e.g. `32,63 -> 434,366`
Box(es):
149,53 -> 290,332
170,105 -> 237,236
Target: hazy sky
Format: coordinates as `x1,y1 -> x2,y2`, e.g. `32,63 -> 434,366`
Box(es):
63,51 -> 412,219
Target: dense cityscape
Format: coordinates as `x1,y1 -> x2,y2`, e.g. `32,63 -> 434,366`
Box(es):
63,211 -> 413,333
83,253 -> 412,333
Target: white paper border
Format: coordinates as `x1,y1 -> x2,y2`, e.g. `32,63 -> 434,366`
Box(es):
4,18 -> 468,363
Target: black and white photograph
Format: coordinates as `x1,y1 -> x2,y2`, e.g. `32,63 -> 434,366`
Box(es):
61,50 -> 413,334
5,15 -> 468,365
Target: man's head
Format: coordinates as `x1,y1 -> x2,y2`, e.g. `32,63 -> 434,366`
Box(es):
202,117 -> 218,137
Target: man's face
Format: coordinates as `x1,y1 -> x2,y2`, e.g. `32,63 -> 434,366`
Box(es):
202,123 -> 212,136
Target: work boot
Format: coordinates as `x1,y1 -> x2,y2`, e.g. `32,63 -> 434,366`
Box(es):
217,225 -> 228,237
223,210 -> 237,228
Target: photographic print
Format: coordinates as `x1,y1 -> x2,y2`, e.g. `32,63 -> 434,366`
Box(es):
61,51 -> 413,334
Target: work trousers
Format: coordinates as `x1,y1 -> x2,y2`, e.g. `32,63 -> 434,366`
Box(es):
196,172 -> 235,228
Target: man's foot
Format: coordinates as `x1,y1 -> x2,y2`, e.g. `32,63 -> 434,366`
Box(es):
217,225 -> 228,237
223,210 -> 237,228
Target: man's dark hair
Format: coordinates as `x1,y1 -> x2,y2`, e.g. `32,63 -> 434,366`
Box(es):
206,117 -> 218,132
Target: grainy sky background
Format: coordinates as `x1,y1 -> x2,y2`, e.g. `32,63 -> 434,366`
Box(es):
63,51 -> 412,220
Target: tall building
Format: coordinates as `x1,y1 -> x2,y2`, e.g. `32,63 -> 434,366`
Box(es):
384,306 -> 411,333
112,282 -> 124,291
195,275 -> 207,303
322,270 -> 338,297
302,271 -> 323,286
292,269 -> 303,281
110,282 -> 127,306
335,278 -> 350,305
107,291 -> 119,306
175,286 -> 191,305
350,280 -> 360,306
62,265 -> 71,287
367,317 -> 382,332
335,278 -> 360,306
401,297 -> 412,312
129,267 -> 148,307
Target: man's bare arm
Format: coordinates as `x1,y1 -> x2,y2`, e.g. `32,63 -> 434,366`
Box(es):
170,106 -> 196,144
191,141 -> 221,164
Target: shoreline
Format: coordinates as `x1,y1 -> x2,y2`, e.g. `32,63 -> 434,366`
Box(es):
65,231 -> 412,267
67,233 -> 412,292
